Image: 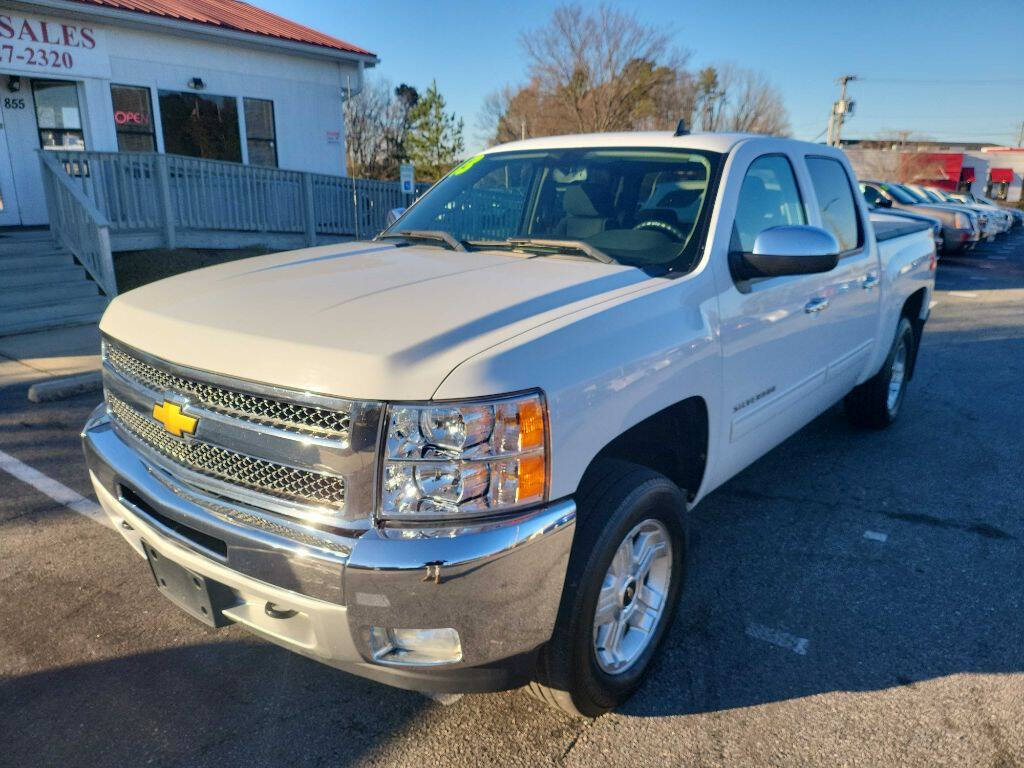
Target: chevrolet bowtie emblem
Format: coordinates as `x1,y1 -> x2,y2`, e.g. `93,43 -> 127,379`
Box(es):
152,401 -> 198,437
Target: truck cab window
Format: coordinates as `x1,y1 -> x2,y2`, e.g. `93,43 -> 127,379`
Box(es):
806,156 -> 862,252
730,155 -> 805,253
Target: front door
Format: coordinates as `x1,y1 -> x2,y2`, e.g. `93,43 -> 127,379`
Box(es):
0,95 -> 24,225
710,148 -> 840,486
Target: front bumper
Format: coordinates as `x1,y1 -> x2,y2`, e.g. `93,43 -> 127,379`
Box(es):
82,405 -> 576,693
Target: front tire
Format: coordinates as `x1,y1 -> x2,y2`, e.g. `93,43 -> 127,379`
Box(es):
528,460 -> 687,717
845,316 -> 915,429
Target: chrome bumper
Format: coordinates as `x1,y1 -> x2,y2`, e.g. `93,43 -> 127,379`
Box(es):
82,404 -> 576,692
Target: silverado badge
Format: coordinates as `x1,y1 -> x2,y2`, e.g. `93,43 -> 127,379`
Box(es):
152,401 -> 197,437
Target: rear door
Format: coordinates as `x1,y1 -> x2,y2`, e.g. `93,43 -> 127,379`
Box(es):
803,155 -> 882,394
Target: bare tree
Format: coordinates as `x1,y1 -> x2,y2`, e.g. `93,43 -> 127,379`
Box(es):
718,65 -> 789,135
343,78 -> 419,179
694,67 -> 725,132
344,78 -> 392,177
492,4 -> 693,139
693,64 -> 789,135
480,5 -> 788,146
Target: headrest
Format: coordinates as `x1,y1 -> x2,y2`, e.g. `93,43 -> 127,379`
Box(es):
741,175 -> 769,196
564,184 -> 611,217
675,162 -> 707,181
657,188 -> 702,208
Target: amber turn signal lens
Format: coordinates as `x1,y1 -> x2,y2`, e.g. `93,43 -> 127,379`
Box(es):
516,453 -> 546,503
518,399 -> 545,452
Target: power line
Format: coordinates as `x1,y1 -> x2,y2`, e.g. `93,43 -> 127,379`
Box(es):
857,77 -> 1024,86
855,114 -> 1024,122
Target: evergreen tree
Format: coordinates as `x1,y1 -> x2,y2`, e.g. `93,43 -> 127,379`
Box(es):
404,80 -> 465,181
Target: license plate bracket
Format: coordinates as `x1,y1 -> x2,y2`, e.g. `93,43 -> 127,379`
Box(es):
143,540 -> 234,628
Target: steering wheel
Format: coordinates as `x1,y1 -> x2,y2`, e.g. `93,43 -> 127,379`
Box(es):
632,219 -> 686,241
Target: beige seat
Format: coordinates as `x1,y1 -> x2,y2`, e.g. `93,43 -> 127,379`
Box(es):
554,185 -> 612,239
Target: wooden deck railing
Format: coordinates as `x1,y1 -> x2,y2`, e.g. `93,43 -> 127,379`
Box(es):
38,151 -> 117,296
46,150 -> 424,250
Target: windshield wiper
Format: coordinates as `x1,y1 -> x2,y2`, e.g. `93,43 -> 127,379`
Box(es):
504,238 -> 616,264
380,229 -> 466,251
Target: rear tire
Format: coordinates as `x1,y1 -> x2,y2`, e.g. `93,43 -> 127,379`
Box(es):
528,460 -> 687,717
845,316 -> 915,429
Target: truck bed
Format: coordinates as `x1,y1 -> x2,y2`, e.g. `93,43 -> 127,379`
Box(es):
870,212 -> 934,242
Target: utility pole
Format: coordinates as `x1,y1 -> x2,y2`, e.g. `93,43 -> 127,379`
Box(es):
1017,120 -> 1024,148
828,75 -> 857,147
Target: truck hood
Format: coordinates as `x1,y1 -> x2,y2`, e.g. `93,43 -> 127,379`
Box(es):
906,202 -> 974,222
100,241 -> 651,400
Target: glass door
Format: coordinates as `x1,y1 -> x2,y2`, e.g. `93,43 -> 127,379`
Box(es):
0,95 -> 22,225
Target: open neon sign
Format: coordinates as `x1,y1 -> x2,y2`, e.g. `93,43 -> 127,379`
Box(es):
114,110 -> 148,126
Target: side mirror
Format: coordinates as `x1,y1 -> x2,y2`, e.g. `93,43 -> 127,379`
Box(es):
386,207 -> 406,227
876,197 -> 893,208
731,225 -> 840,280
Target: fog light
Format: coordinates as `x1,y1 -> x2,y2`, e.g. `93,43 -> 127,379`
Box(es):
370,627 -> 462,666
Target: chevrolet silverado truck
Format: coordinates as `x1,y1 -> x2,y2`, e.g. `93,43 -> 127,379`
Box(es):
82,132 -> 935,717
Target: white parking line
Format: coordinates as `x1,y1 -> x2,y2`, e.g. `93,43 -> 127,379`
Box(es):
863,530 -> 888,543
929,300 -> 939,310
948,291 -> 979,298
0,448 -> 111,528
746,622 -> 809,655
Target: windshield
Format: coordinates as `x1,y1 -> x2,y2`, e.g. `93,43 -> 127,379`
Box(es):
926,188 -> 953,202
912,186 -> 944,203
383,147 -> 722,273
880,183 -> 919,205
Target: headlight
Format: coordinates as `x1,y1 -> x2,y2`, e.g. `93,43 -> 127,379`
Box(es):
379,392 -> 547,520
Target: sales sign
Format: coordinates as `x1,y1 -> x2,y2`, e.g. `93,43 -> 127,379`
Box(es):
0,12 -> 109,79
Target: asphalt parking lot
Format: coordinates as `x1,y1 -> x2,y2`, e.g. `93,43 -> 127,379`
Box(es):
1,230 -> 1023,767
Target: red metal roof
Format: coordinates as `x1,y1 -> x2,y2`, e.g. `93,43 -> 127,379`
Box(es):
66,0 -> 375,57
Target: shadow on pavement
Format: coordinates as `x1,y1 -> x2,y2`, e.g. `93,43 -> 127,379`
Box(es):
0,641 -> 429,767
936,229 -> 1024,291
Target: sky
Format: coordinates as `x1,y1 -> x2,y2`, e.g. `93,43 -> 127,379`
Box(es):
259,0 -> 1024,154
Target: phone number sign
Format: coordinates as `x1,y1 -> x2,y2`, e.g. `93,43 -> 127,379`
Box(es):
0,13 -> 109,79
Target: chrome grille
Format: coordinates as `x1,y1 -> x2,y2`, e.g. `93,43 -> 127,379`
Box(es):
107,392 -> 346,509
105,343 -> 350,440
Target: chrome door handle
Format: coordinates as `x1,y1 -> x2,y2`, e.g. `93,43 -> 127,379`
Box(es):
804,297 -> 830,314
863,273 -> 880,290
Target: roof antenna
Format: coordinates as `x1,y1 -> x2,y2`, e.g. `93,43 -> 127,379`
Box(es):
674,119 -> 689,137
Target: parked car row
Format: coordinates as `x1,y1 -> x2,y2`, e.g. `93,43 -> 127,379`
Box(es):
859,179 -> 1019,255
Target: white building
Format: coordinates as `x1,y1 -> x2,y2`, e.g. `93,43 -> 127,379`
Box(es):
0,0 -> 377,227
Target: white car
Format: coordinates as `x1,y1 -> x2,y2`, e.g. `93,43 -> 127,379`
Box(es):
933,188 -> 1012,235
82,131 -> 935,717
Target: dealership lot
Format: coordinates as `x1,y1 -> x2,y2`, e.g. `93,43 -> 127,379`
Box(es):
1,233 -> 1023,767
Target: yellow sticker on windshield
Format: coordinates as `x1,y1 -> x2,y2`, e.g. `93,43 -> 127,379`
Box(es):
450,153 -> 484,176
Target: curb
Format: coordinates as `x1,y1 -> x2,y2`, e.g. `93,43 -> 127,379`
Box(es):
27,371 -> 102,403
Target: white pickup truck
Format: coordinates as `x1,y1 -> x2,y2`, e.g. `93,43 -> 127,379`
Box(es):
82,131 -> 935,717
